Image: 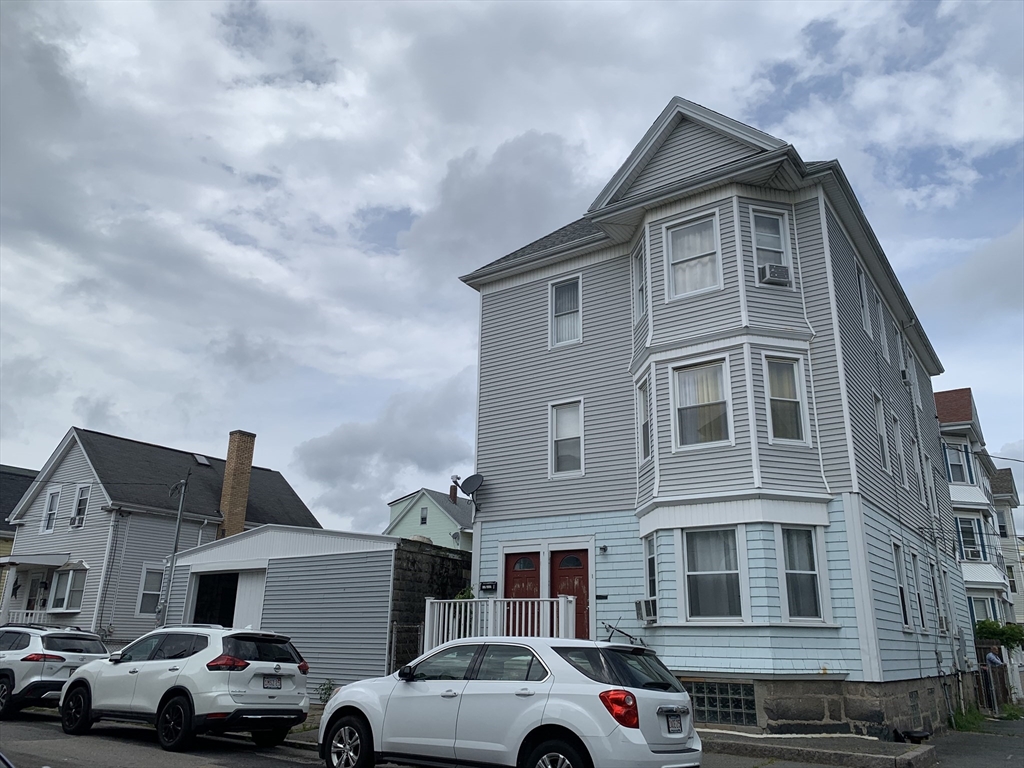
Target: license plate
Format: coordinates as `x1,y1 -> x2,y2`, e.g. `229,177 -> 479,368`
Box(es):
65,667 -> 78,677
263,676 -> 282,690
667,713 -> 682,733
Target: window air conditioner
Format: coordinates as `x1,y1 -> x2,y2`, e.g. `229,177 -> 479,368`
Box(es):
635,598 -> 658,624
758,264 -> 790,286
69,516 -> 85,529
938,615 -> 949,633
964,548 -> 982,561
900,368 -> 910,384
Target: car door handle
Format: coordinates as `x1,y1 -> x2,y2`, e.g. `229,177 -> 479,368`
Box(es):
515,689 -> 535,697
128,669 -> 139,674
440,690 -> 458,698
167,666 -> 180,672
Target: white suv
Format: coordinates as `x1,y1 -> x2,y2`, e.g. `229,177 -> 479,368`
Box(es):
59,625 -> 309,751
318,636 -> 701,768
0,624 -> 109,717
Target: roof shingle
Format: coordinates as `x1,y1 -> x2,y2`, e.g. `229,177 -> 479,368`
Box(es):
1,465 -> 37,533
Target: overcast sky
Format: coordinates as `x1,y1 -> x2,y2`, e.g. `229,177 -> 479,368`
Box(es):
1,0 -> 1022,534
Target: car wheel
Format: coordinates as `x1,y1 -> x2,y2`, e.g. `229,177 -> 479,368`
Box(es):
251,727 -> 291,748
325,714 -> 373,768
156,694 -> 195,752
0,676 -> 14,720
523,739 -> 588,768
60,685 -> 93,735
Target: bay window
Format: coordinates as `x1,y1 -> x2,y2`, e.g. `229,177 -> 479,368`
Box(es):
782,528 -> 821,619
675,361 -> 729,446
685,528 -> 741,619
50,569 -> 86,612
766,358 -> 804,442
668,216 -> 719,298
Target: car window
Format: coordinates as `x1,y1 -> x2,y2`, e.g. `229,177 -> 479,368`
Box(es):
476,645 -> 547,682
555,647 -> 615,684
43,635 -> 108,654
7,633 -> 30,651
153,633 -> 196,660
603,648 -> 686,692
119,634 -> 163,662
0,632 -> 14,651
193,635 -> 209,654
223,635 -> 301,664
413,644 -> 481,681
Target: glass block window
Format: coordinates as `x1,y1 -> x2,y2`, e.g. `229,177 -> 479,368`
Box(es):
688,680 -> 757,726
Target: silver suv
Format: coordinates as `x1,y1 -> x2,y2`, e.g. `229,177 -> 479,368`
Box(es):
0,624 -> 109,718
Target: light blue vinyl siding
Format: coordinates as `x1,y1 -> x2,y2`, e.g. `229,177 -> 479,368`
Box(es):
475,255 -> 635,521
746,523 -> 782,623
653,529 -> 677,621
622,118 -> 760,202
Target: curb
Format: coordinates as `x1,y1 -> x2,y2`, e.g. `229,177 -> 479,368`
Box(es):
283,735 -> 319,752
704,738 -> 936,768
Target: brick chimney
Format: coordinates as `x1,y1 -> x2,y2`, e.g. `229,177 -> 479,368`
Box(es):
219,430 -> 256,538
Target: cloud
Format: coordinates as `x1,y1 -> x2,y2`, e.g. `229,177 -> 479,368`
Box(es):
0,356 -> 64,439
293,368 -> 475,532
73,395 -> 125,433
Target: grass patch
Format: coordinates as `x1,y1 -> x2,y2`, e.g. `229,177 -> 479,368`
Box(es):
999,703 -> 1024,721
951,706 -> 986,731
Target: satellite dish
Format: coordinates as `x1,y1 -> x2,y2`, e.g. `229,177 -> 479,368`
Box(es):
460,474 -> 484,495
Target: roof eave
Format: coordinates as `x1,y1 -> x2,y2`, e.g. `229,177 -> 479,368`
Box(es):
460,232 -> 611,290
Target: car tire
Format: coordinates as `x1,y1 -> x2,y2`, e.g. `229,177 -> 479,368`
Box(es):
60,684 -> 93,735
156,694 -> 195,752
251,727 -> 291,748
523,738 -> 588,768
324,714 -> 373,768
0,676 -> 14,720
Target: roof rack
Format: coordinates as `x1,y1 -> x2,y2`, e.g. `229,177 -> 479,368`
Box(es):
0,623 -> 99,634
164,623 -> 224,629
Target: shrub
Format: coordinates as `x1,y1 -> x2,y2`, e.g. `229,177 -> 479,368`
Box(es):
316,678 -> 336,705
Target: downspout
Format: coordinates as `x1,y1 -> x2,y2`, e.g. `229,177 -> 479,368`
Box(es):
91,508 -> 120,633
106,511 -> 132,639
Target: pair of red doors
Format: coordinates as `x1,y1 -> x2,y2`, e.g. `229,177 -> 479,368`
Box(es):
503,550 -> 589,639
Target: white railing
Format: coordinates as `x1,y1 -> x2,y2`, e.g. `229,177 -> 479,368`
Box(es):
6,610 -> 53,625
423,596 -> 576,653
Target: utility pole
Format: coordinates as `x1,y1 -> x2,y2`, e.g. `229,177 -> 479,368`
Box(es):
158,467 -> 191,626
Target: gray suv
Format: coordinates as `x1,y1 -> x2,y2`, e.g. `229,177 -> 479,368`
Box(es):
0,624 -> 109,718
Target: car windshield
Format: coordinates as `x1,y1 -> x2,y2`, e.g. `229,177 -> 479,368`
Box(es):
223,635 -> 301,664
42,635 -> 108,654
555,646 -> 685,692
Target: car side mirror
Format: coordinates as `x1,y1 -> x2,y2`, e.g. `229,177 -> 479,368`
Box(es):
397,665 -> 414,681
108,651 -> 123,663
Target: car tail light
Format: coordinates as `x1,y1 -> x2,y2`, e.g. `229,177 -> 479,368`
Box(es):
21,653 -> 66,662
298,660 -> 309,675
600,689 -> 639,728
206,654 -> 250,671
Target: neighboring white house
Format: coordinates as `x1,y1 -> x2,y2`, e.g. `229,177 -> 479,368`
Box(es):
384,488 -> 473,551
459,96 -> 974,736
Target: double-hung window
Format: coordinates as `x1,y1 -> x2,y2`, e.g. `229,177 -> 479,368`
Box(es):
766,358 -> 804,442
420,507 -> 428,525
71,485 -> 90,527
637,380 -> 651,461
685,528 -> 741,619
781,528 -> 821,619
753,212 -> 790,285
957,517 -> 984,561
633,245 -> 647,322
42,488 -> 61,532
1008,566 -> 1018,594
873,396 -> 889,471
945,443 -> 969,483
892,416 -> 906,486
50,569 -> 87,612
551,401 -> 583,475
667,216 -> 719,298
876,299 -> 889,360
910,439 -> 924,502
550,277 -> 581,346
857,265 -> 872,335
910,552 -> 925,628
892,542 -> 910,627
675,361 -> 729,446
137,566 -> 163,615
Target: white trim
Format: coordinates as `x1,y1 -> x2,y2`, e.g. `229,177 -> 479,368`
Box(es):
762,353 -> 812,447
633,329 -> 813,372
639,497 -> 830,537
876,296 -> 890,362
910,550 -> 927,631
844,493 -> 882,680
548,398 -> 585,478
636,377 -> 653,467
669,354 -> 735,452
680,525 -> 749,623
857,264 -> 873,337
189,558 -> 269,573
41,486 -> 61,534
819,190 -> 858,493
650,360 -> 661,497
733,196 -> 749,328
631,240 -> 647,325
644,223 -> 654,348
47,565 -> 88,614
776,524 -> 831,624
548,273 -> 583,349
742,343 -> 762,487
135,560 -> 164,617
892,414 -> 908,488
662,209 -> 724,302
748,205 -> 795,291
873,392 -> 890,474
891,539 -> 912,630
69,483 -> 91,528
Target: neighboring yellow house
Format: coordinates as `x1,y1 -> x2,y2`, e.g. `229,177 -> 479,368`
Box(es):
385,488 -> 473,551
0,465 -> 38,598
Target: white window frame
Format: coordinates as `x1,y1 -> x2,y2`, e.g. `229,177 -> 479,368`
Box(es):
70,484 -> 91,527
48,568 -> 87,613
762,354 -> 811,446
876,298 -> 889,361
41,487 -> 61,533
910,551 -> 926,629
420,507 -> 428,525
910,439 -> 924,504
670,355 -> 734,452
945,441 -> 970,485
873,395 -> 889,473
857,265 -> 872,336
636,378 -> 652,464
645,535 -> 659,601
929,561 -> 947,633
1008,565 -> 1017,594
548,274 -> 582,349
908,349 -> 922,409
135,562 -> 164,617
776,525 -> 829,623
892,415 -> 907,487
957,517 -> 985,561
681,525 -> 749,623
663,210 -> 723,301
892,541 -> 911,629
894,322 -> 907,375
549,398 -> 584,478
632,243 -> 647,323
749,207 -> 793,288
925,456 -> 938,513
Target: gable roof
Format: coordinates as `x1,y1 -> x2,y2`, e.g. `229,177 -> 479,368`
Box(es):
386,487 -> 473,532
1,464 -> 37,535
11,428 -> 320,530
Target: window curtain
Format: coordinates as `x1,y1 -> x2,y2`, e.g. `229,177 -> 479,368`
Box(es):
671,219 -> 717,294
554,404 -> 581,472
553,281 -> 579,343
677,364 -> 727,444
783,529 -> 820,618
686,530 -> 741,617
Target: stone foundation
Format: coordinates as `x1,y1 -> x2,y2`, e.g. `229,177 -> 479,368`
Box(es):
682,674 -> 978,739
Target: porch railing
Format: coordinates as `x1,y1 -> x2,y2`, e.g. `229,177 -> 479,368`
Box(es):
5,610 -> 53,625
423,596 -> 576,653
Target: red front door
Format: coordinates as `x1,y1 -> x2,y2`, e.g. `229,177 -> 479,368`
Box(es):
504,553 -> 540,635
550,550 -> 589,639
